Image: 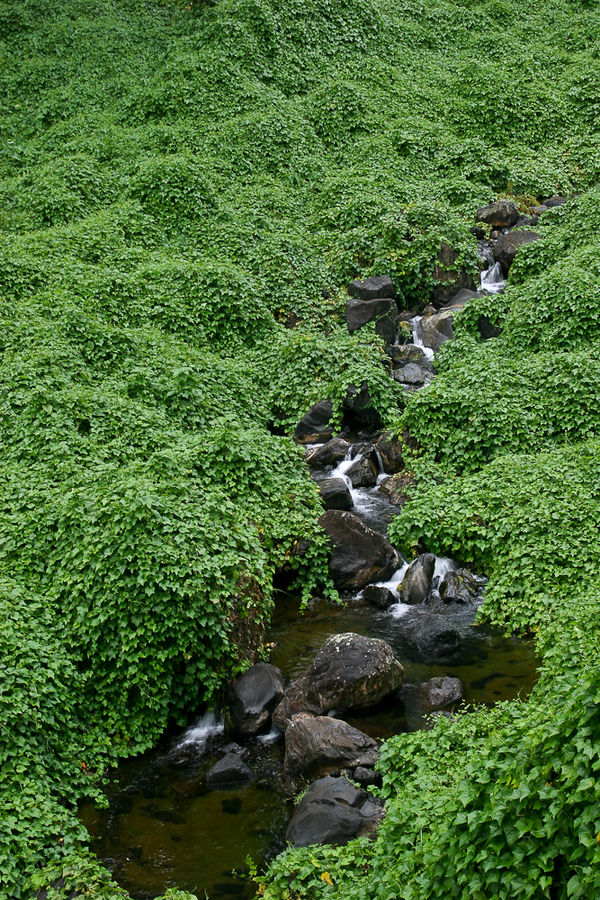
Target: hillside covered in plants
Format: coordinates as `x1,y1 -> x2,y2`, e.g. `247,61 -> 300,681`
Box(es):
1,0 -> 599,897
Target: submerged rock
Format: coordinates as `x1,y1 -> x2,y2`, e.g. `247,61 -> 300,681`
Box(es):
319,510 -> 400,591
206,753 -> 253,790
285,775 -> 383,847
401,554 -> 435,604
420,676 -> 463,709
226,662 -> 285,736
319,478 -> 353,511
284,714 -> 378,787
348,275 -> 396,301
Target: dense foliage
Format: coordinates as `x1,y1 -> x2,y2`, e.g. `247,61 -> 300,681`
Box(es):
1,0 -> 600,896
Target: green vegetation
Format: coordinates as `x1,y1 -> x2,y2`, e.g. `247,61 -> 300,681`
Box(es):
1,0 -> 600,896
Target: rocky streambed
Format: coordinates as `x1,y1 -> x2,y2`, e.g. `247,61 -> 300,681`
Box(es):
79,199 -> 556,899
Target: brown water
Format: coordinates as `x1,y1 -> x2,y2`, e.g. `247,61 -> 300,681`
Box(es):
80,590 -> 538,900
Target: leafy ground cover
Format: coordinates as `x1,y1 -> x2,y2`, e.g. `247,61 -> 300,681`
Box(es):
1,0 -> 600,896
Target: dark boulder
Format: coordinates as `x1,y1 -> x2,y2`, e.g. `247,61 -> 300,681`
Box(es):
476,199 -> 520,228
286,776 -> 383,847
439,569 -> 481,604
306,438 -> 350,469
493,230 -> 540,270
542,195 -> 566,208
342,382 -> 382,432
348,275 -> 396,301
273,633 -> 404,728
294,400 -> 333,443
319,478 -> 353,511
419,307 -> 458,352
346,297 -> 398,345
401,554 -> 435,604
353,766 -> 382,787
375,431 -> 405,474
345,449 -> 379,488
420,676 -> 463,709
226,662 -> 285,736
319,510 -> 400,591
432,242 -> 477,306
206,753 -> 253,790
394,363 -> 431,386
362,584 -> 397,609
284,714 -> 378,787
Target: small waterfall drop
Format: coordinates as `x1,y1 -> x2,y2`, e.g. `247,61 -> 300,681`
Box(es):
172,710 -> 224,755
409,316 -> 435,361
480,261 -> 506,294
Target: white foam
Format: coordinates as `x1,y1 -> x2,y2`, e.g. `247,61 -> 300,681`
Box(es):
174,710 -> 224,753
409,316 -> 435,361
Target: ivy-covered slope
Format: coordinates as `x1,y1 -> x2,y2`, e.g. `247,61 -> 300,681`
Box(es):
262,183 -> 600,898
1,0 -> 600,896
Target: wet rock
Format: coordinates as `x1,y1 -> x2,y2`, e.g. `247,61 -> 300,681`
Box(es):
274,633 -> 404,728
476,199 -> 520,228
432,242 -> 477,306
388,344 -> 426,367
419,307 -> 458,351
345,450 -> 379,488
346,297 -> 398,345
206,753 -> 253,790
401,554 -> 435,604
542,195 -> 566,208
306,438 -> 350,469
294,400 -> 333,443
319,511 -> 400,591
394,363 -> 431,386
286,775 -> 383,847
448,287 -> 483,308
420,676 -> 463,709
493,230 -> 540,270
439,569 -> 481,604
348,275 -> 396,301
353,766 -> 382,787
226,662 -> 285,736
375,431 -> 405,474
362,585 -> 397,609
342,382 -> 382,432
319,478 -> 353,511
284,714 -> 378,787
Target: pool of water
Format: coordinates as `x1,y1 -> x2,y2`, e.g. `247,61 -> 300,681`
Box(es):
80,591 -> 538,899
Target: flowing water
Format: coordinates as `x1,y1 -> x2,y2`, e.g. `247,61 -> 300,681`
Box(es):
81,242 -> 537,897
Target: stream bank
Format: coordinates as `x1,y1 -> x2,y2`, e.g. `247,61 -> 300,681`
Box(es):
79,199 -> 554,899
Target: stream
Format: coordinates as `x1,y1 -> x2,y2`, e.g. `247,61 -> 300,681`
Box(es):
80,232 -> 537,899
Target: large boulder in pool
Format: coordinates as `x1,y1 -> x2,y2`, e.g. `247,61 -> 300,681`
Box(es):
439,569 -> 481,605
286,775 -> 383,847
319,510 -> 400,591
226,662 -> 285,736
407,620 -> 462,663
400,554 -> 435,604
274,633 -> 404,731
284,714 -> 379,788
